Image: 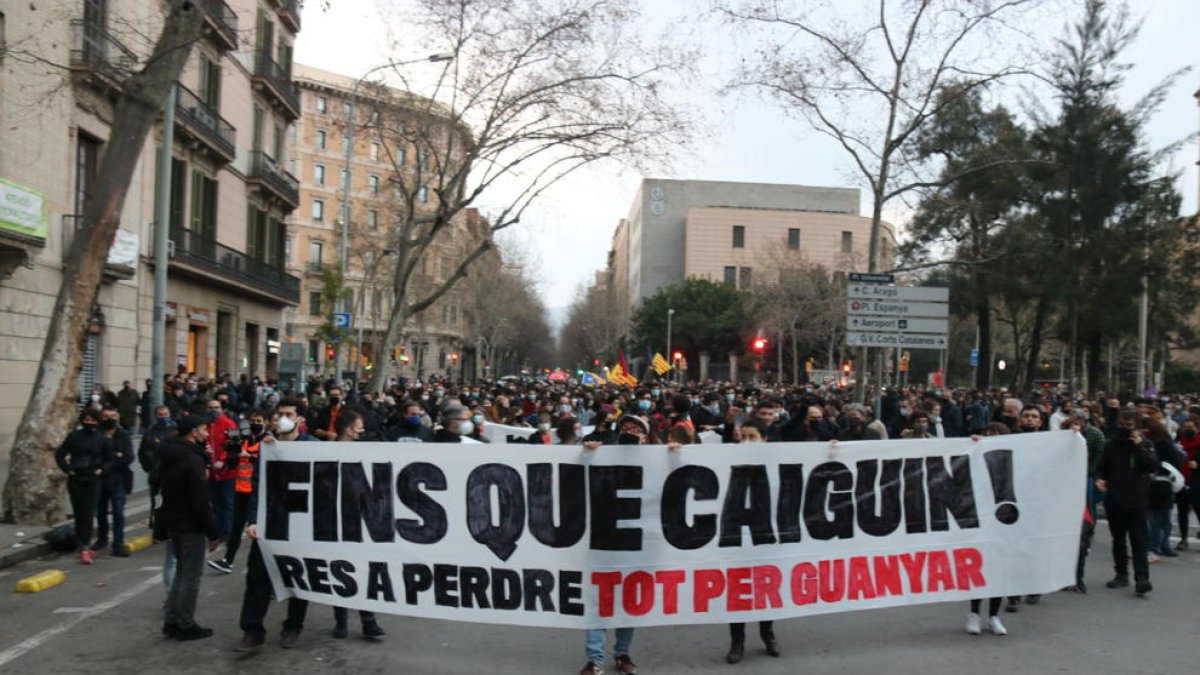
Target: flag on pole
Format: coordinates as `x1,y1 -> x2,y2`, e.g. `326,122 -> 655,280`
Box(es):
651,353 -> 671,376
580,372 -> 606,386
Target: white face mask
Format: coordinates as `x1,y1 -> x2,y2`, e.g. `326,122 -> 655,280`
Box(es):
538,423 -> 551,432
457,420 -> 475,436
276,416 -> 296,434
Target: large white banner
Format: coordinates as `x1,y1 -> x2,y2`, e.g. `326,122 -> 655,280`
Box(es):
257,431 -> 1085,628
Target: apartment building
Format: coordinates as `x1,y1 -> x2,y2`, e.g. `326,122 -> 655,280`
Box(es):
0,0 -> 303,463
289,64 -> 493,381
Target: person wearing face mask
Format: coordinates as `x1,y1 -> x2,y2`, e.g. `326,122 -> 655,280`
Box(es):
889,397 -> 917,438
838,403 -> 883,440
56,410 -> 114,564
555,417 -> 583,445
1177,416 -> 1200,551
527,413 -> 555,445
900,411 -> 935,440
157,416 -> 221,640
432,404 -> 473,443
328,411 -> 386,639
207,409 -> 272,574
467,408 -> 490,443
204,398 -> 239,544
1096,410 -> 1160,597
139,405 -> 176,531
390,401 -> 434,442
311,387 -> 345,441
692,393 -> 723,431
94,407 -> 134,556
659,393 -> 696,437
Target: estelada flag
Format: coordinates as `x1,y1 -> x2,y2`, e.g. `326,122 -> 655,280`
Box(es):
651,353 -> 671,375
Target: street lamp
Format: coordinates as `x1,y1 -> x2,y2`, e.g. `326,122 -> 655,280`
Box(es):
666,308 -> 675,383
336,53 -> 454,378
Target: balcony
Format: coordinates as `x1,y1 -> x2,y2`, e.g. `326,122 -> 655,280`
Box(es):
174,84 -> 236,163
252,51 -> 300,120
61,215 -> 136,280
199,0 -> 239,51
279,0 -> 302,32
69,19 -> 137,96
248,151 -> 300,211
169,227 -> 300,305
306,260 -> 325,275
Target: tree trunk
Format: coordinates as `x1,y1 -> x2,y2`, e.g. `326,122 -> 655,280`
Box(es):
1021,293 -> 1051,394
2,1 -> 204,524
976,297 -> 991,390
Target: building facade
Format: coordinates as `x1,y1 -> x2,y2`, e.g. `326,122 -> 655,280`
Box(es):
607,178 -> 896,321
0,0 -> 303,467
289,64 -> 491,382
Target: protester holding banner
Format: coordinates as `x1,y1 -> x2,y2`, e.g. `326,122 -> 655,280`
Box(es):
330,410 -> 386,640
966,423 -> 1010,636
1096,410 -> 1160,597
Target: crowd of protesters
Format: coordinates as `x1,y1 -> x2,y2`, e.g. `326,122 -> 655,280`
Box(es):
57,371 -> 1199,673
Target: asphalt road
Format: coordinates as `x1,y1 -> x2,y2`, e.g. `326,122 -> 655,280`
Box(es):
1,522 -> 1197,675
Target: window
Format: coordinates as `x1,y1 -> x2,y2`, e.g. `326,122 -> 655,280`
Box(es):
189,170 -> 218,239
418,186 -> 429,203
199,54 -> 221,109
370,143 -> 380,161
841,231 -> 853,253
284,236 -> 292,263
723,266 -> 736,286
739,266 -> 752,289
345,288 -> 354,312
308,291 -> 322,317
246,207 -> 283,267
252,105 -> 264,151
313,163 -> 325,185
367,210 -> 378,229
316,129 -> 327,150
397,148 -> 407,166
343,101 -> 352,119
316,96 -> 327,114
308,239 -> 323,265
372,290 -> 383,317
273,124 -> 284,162
788,228 -> 800,250
732,225 -> 745,248
75,134 -> 101,215
312,198 -> 325,222
368,174 -> 379,194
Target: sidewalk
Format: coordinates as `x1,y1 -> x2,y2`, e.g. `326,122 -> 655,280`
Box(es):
0,487 -> 153,570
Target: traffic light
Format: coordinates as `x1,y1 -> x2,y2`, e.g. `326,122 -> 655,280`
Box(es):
325,345 -> 336,361
752,338 -> 767,353
449,352 -> 459,363
841,359 -> 852,375
593,358 -> 600,366
672,350 -> 683,362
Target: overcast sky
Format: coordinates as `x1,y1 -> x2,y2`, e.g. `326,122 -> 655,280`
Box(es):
294,0 -> 1200,314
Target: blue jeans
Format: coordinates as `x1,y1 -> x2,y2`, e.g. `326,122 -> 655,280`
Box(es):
208,480 -> 235,539
585,628 -> 634,665
163,542 -> 177,593
1147,508 -> 1172,553
96,482 -> 127,547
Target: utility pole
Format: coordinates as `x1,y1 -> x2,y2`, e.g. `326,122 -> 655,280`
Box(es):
1136,241 -> 1149,394
150,85 -> 177,409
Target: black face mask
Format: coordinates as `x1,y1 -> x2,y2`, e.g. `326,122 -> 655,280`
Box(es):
81,423 -> 98,432
100,419 -> 117,430
249,423 -> 265,436
329,396 -> 341,407
1115,427 -> 1133,442
617,433 -> 642,445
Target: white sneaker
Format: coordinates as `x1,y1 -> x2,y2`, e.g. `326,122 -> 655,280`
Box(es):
988,616 -> 1008,636
966,612 -> 982,635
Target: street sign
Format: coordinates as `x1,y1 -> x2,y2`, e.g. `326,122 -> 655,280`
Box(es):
847,299 -> 950,318
332,312 -> 352,329
846,332 -> 947,349
848,284 -> 950,302
848,272 -> 895,284
279,343 -> 306,373
970,348 -> 979,367
847,316 -> 949,333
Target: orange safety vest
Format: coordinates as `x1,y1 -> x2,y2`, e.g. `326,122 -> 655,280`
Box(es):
234,439 -> 261,494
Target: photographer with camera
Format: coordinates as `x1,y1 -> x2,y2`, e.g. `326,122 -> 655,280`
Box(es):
207,409 -> 271,574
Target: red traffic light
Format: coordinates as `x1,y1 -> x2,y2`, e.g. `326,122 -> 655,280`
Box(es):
593,358 -> 600,366
672,351 -> 683,361
841,359 -> 852,374
752,338 -> 767,352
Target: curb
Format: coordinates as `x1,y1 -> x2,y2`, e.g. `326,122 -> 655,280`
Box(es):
0,493 -> 153,571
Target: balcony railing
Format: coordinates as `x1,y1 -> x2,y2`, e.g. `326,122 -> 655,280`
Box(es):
174,84 -> 236,162
279,0 -> 302,32
62,215 -> 136,279
248,151 -> 300,210
306,260 -> 325,274
171,227 -> 300,304
252,51 -> 300,119
199,0 -> 239,51
70,19 -> 137,91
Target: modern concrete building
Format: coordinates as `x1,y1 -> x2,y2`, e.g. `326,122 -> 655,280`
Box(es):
289,64 -> 495,381
0,0 -> 303,465
608,178 -> 896,322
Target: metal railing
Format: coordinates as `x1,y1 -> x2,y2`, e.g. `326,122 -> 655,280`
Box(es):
280,0 -> 302,31
249,151 -> 300,207
70,19 -> 137,84
175,84 -> 236,159
253,51 -> 300,115
199,0 -> 238,48
306,260 -> 325,274
171,227 -> 300,303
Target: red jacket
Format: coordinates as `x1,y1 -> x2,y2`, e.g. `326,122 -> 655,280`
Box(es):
1180,434 -> 1200,482
207,414 -> 239,481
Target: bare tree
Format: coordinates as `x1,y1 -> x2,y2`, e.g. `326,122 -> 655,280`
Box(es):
357,0 -> 692,391
560,280 -> 623,369
3,2 -> 205,524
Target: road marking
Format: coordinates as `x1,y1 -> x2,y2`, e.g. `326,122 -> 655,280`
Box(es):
139,566 -> 160,572
50,607 -> 89,614
0,574 -> 160,668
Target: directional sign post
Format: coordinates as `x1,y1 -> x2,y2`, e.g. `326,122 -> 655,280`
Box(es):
848,284 -> 950,303
332,312 -> 352,329
847,316 -> 949,333
847,299 -> 950,318
846,332 -> 948,349
845,277 -> 950,355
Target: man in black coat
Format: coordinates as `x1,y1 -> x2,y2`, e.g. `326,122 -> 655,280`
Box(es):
96,407 -> 135,556
1096,410 -> 1160,597
55,409 -> 114,564
158,416 -> 220,640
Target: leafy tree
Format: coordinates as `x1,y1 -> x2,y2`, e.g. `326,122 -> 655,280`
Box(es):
630,278 -> 746,375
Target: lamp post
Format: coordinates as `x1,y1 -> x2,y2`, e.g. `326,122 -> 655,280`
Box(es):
666,308 -> 675,384
355,248 -> 396,376
336,53 -> 453,379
